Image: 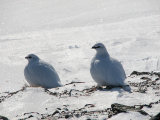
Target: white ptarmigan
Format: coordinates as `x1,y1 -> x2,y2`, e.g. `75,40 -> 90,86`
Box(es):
90,43 -> 127,88
24,54 -> 62,88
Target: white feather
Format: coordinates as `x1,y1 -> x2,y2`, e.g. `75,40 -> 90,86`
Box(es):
90,43 -> 126,87
24,54 -> 62,88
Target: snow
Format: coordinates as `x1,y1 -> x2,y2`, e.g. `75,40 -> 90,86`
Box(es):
110,112 -> 151,120
0,0 -> 160,119
0,0 -> 160,35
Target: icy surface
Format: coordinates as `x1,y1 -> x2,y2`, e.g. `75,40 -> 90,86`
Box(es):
0,0 -> 160,119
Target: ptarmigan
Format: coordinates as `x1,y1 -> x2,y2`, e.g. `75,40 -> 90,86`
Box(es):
24,54 -> 62,88
90,43 -> 127,88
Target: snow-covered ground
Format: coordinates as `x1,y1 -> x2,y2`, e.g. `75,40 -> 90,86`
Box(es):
0,0 -> 160,119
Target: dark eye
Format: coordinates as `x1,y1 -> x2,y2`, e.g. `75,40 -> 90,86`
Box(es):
92,46 -> 101,49
94,46 -> 101,49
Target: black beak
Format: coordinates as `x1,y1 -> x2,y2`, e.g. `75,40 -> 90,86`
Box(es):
25,56 -> 31,59
25,56 -> 29,59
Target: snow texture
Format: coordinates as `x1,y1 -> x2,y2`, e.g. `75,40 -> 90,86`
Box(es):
0,0 -> 160,119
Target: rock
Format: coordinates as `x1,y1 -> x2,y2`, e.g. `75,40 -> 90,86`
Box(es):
0,115 -> 9,120
150,112 -> 160,120
130,71 -> 151,76
111,103 -> 148,116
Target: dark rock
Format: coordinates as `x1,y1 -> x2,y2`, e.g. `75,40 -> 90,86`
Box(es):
138,110 -> 149,116
130,71 -> 160,78
129,71 -> 160,93
111,103 -> 149,116
28,115 -> 33,118
52,110 -> 59,116
65,114 -> 70,119
153,72 -> 160,78
150,112 -> 160,120
141,77 -> 151,81
130,71 -> 151,76
0,116 -> 9,120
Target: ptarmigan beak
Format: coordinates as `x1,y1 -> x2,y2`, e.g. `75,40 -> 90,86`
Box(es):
92,46 -> 96,49
25,56 -> 28,59
25,56 -> 31,59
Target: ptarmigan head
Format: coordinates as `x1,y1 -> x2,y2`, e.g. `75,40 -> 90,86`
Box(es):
92,43 -> 106,49
92,43 -> 109,57
25,54 -> 39,62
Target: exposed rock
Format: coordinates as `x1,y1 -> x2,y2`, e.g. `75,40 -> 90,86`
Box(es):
0,115 -> 9,120
150,112 -> 160,120
129,71 -> 160,93
107,103 -> 149,118
130,71 -> 160,76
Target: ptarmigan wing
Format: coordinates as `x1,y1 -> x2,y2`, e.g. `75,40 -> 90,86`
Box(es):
28,60 -> 61,88
24,66 -> 40,87
91,58 -> 112,86
110,58 -> 126,85
93,58 -> 125,86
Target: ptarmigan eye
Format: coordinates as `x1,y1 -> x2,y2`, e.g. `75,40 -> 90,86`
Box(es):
92,46 -> 101,49
95,46 -> 101,49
